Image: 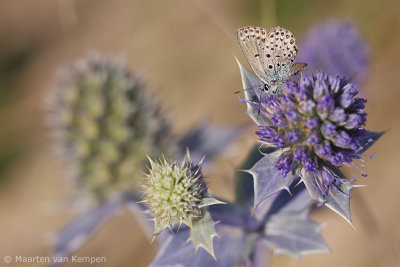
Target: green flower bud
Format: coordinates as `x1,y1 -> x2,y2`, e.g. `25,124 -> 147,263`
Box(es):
48,53 -> 176,202
140,152 -> 207,236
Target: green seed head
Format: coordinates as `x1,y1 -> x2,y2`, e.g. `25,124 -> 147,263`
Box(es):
49,53 -> 176,202
141,152 -> 206,236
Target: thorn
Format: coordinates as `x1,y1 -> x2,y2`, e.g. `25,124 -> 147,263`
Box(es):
185,221 -> 193,230
198,155 -> 206,166
294,179 -> 303,187
183,147 -> 192,163
349,221 -> 358,232
286,187 -> 293,196
353,184 -> 367,188
210,251 -> 217,261
251,205 -> 257,216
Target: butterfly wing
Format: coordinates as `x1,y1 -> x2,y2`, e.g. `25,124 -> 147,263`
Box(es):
265,26 -> 299,83
237,26 -> 301,90
237,26 -> 272,85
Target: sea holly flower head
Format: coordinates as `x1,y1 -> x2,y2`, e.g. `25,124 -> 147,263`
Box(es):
256,72 -> 370,201
141,151 -> 222,237
48,53 -> 176,202
248,72 -> 382,221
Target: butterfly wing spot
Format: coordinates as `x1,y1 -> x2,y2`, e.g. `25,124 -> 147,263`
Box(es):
255,54 -> 260,57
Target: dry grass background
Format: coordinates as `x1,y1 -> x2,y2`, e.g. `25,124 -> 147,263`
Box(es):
0,0 -> 399,266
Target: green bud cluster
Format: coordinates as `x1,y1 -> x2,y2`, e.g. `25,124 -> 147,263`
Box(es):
141,153 -> 206,236
49,53 -> 176,201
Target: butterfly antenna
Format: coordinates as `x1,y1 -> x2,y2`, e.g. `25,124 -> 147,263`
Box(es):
235,84 -> 264,94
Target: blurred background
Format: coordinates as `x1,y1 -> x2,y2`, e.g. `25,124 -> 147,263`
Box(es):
0,0 -> 399,266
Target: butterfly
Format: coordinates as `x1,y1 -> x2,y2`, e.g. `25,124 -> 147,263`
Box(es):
237,26 -> 307,94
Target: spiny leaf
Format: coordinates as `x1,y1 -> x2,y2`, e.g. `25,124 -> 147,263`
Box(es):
300,168 -> 354,223
262,183 -> 310,222
236,59 -> 271,126
149,226 -> 253,267
261,184 -> 328,258
263,212 -> 329,258
189,211 -> 218,259
359,130 -> 385,153
235,146 -> 275,208
256,182 -> 329,260
245,150 -> 298,212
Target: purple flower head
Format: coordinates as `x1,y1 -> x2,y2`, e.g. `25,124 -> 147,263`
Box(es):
256,72 -> 368,195
297,20 -> 370,84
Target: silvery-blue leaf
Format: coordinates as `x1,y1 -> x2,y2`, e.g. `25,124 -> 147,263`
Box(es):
236,59 -> 270,126
235,146 -> 275,208
177,121 -> 246,165
189,211 -> 218,259
300,168 -> 354,223
262,212 -> 329,258
50,199 -> 120,267
149,226 -> 253,267
245,149 -> 298,212
358,130 -> 384,153
256,182 -> 328,259
262,186 -> 328,258
263,183 -> 310,222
